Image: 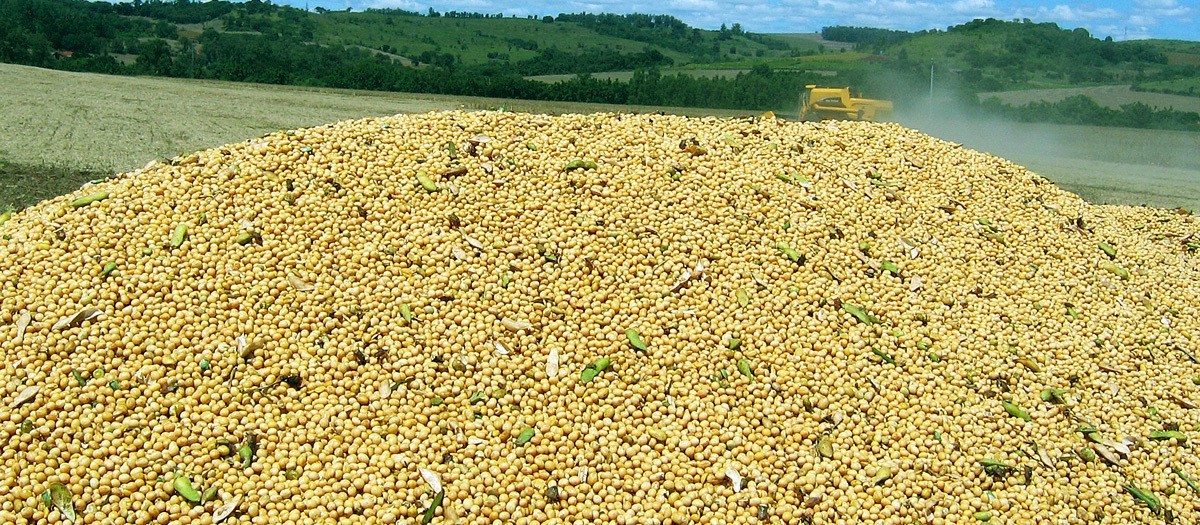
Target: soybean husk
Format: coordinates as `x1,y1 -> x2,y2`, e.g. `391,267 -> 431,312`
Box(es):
400,303 -> 414,323
15,311 -> 30,344
625,329 -> 648,351
213,494 -> 241,523
421,490 -> 445,524
100,262 -> 117,277
1124,484 -> 1162,514
173,473 -> 203,504
169,224 -> 188,248
1002,400 -> 1031,421
67,191 -> 108,208
44,482 -> 76,522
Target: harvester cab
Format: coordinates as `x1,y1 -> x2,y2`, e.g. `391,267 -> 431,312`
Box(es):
801,85 -> 893,121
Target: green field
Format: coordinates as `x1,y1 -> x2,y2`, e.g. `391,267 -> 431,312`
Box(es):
2,63 -> 1197,212
978,85 -> 1200,112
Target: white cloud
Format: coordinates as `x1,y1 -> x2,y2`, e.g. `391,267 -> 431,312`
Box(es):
951,0 -> 995,14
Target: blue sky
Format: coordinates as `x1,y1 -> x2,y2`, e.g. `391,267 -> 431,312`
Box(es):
289,0 -> 1197,41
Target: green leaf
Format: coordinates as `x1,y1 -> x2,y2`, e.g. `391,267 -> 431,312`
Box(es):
871,348 -> 896,365
100,262 -> 117,277
238,433 -> 258,469
1172,467 -> 1200,493
516,427 -> 535,445
843,303 -> 878,325
421,489 -> 445,524
1123,484 -> 1162,514
735,288 -> 750,307
400,303 -> 414,323
625,329 -> 647,352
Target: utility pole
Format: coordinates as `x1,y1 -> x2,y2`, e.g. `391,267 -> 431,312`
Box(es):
929,63 -> 934,102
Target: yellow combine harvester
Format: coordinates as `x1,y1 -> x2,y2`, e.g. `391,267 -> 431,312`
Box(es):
801,85 -> 893,121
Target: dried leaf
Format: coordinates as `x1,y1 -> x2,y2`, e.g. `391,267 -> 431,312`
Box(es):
419,467 -> 443,494
735,288 -> 750,307
463,234 -> 484,250
52,307 -> 104,331
15,311 -> 31,344
451,247 -> 467,261
286,274 -> 315,292
501,317 -> 532,332
12,385 -> 39,408
668,268 -> 693,293
46,482 -> 76,522
492,340 -> 510,356
236,336 -> 261,360
908,276 -> 923,291
213,494 -> 241,523
725,466 -> 744,493
546,347 -> 560,378
1093,443 -> 1122,465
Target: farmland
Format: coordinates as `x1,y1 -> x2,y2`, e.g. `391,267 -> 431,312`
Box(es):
978,85 -> 1200,113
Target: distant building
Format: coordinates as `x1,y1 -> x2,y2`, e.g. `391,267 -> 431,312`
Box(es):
53,50 -> 74,59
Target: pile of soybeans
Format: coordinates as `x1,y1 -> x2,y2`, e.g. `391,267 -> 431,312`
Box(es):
2,110 -> 1200,525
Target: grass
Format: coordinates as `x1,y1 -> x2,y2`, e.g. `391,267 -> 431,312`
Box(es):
0,63 -> 748,209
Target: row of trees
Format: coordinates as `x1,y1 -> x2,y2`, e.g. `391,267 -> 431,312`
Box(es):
980,94 -> 1200,131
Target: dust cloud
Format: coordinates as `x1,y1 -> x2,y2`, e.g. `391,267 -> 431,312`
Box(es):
888,92 -> 1200,211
